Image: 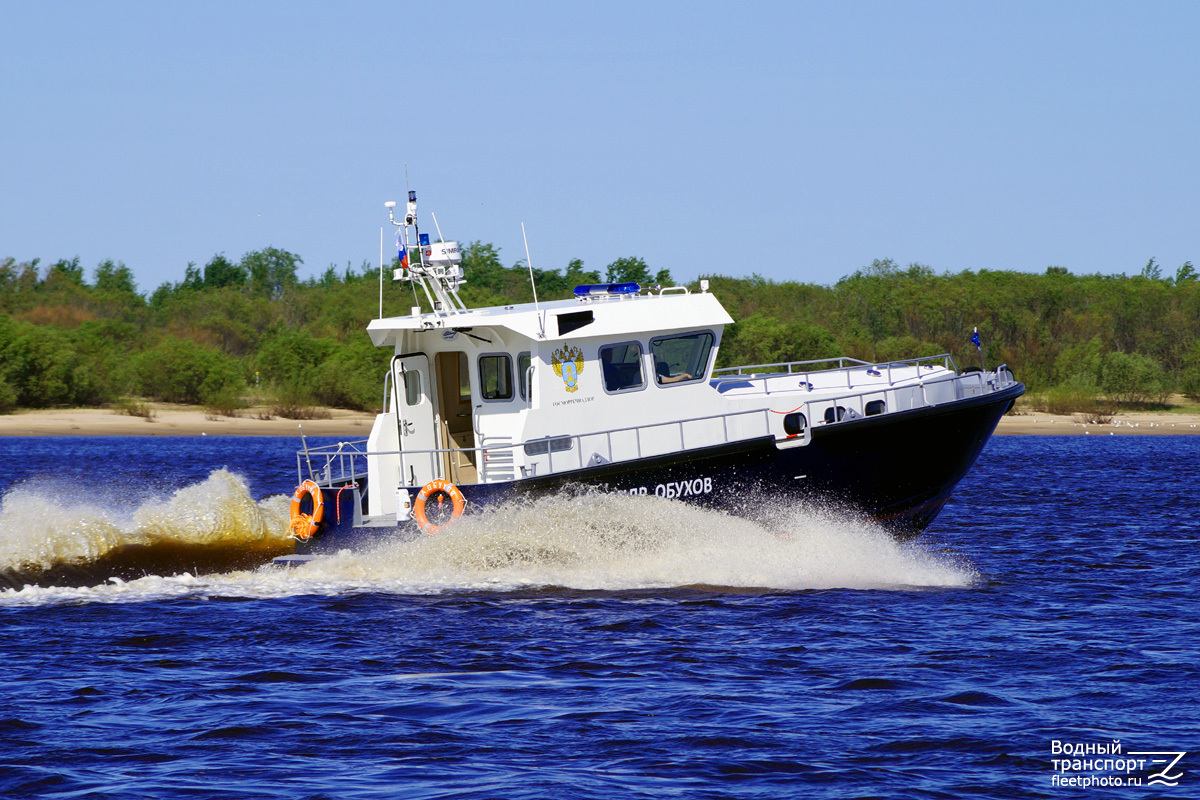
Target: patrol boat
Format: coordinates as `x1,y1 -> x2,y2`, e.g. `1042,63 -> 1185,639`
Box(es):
282,191 -> 1024,556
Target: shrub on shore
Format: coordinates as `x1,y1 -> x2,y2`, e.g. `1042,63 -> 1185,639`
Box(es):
112,397 -> 156,420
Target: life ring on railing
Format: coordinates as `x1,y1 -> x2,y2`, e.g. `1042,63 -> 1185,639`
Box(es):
413,479 -> 466,534
288,479 -> 325,541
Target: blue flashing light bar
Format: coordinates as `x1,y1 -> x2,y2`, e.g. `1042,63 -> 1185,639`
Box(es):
418,233 -> 431,246
573,282 -> 641,297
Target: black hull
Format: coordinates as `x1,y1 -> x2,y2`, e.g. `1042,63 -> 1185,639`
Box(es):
300,383 -> 1023,552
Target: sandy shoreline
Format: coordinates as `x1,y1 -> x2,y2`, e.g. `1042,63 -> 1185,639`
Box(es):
996,410 -> 1200,435
0,405 -> 375,437
1,404 -> 1198,437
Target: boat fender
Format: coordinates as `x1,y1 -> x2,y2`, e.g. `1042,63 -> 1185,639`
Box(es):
396,488 -> 413,523
289,480 -> 325,541
413,479 -> 466,534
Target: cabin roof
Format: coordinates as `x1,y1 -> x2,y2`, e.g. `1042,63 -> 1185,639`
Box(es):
366,290 -> 734,348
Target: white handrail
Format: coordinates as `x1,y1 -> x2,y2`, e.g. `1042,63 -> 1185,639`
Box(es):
299,406 -> 772,488
775,366 -> 1017,436
300,366 -> 1017,487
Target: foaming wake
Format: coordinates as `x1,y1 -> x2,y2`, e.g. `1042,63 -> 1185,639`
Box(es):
0,470 -> 293,590
311,493 -> 974,592
1,492 -> 976,606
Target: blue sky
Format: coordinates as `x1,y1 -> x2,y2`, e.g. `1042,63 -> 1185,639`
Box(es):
2,1 -> 1197,293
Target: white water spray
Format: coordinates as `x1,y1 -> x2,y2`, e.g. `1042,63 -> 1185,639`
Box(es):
0,470 -> 292,581
1,489 -> 975,607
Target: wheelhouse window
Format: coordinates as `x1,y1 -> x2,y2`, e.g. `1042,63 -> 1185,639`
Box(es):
600,342 -> 645,393
518,352 -> 532,401
651,331 -> 714,386
479,354 -> 513,401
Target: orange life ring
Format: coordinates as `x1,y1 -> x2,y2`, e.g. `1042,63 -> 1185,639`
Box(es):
413,479 -> 466,534
288,479 -> 325,541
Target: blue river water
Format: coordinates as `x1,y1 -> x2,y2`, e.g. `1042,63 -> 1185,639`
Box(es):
0,435 -> 1197,798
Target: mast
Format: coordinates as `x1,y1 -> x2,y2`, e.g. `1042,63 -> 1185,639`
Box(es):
384,190 -> 468,318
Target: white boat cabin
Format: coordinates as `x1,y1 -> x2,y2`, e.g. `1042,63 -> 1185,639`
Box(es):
362,286 -> 755,517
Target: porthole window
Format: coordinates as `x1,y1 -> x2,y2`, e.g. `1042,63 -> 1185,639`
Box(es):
824,406 -> 847,423
783,412 -> 807,435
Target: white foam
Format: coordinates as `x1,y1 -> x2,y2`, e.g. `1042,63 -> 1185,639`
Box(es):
0,469 -> 291,573
0,491 -> 975,607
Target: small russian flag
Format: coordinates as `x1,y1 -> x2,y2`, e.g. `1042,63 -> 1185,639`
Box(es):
397,233 -> 409,270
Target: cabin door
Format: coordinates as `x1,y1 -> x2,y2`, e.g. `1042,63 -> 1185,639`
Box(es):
434,351 -> 478,484
393,354 -> 440,487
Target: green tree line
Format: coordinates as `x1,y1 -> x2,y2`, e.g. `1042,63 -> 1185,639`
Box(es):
1,246 -> 1197,414
709,258 -> 1200,408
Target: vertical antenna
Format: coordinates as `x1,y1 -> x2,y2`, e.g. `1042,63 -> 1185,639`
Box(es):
404,165 -> 414,315
403,164 -> 415,310
384,198 -> 405,316
522,222 -> 545,338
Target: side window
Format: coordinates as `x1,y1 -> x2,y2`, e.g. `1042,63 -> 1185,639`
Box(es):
600,342 -> 645,393
518,352 -> 532,401
479,354 -> 513,401
403,368 -> 422,406
650,332 -> 714,386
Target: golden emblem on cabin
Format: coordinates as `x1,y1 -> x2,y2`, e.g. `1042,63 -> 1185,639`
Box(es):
551,346 -> 585,393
